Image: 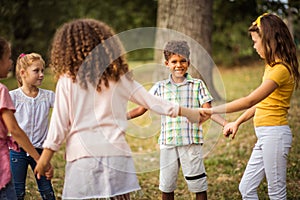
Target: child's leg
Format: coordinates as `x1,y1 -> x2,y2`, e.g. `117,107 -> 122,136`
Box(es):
34,173 -> 55,200
261,126 -> 292,200
0,180 -> 17,200
110,193 -> 130,200
10,149 -> 29,200
29,149 -> 55,200
196,191 -> 207,200
162,191 -> 174,200
159,146 -> 180,198
178,145 -> 207,194
239,141 -> 265,199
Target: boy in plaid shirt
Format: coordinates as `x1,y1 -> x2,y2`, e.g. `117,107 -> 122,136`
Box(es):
128,40 -> 226,200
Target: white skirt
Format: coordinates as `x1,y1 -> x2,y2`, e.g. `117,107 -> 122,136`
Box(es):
62,156 -> 141,199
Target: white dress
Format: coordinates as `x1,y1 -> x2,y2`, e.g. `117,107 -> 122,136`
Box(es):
43,75 -> 179,199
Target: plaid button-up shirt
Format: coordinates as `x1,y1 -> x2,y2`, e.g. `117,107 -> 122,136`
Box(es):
150,73 -> 213,146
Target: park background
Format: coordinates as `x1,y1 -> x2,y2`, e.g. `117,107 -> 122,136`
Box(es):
1,0 -> 299,199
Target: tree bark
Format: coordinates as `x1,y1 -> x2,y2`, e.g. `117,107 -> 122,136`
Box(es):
155,0 -> 222,100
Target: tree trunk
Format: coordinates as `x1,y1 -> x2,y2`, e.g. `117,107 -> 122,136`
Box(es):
155,0 -> 222,100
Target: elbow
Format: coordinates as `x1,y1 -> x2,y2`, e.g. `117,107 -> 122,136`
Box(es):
8,125 -> 23,138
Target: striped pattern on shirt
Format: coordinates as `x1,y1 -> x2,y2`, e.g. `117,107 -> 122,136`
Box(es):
149,73 -> 213,146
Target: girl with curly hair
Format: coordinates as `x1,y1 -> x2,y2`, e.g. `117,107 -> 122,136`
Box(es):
34,19 -> 201,200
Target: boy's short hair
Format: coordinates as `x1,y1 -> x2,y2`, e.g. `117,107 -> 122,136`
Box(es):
163,40 -> 190,61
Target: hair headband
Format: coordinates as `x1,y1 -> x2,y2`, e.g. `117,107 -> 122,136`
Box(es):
252,13 -> 269,28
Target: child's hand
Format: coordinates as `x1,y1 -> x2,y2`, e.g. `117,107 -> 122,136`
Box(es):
44,164 -> 54,180
34,148 -> 55,179
223,122 -> 239,139
199,108 -> 212,123
34,159 -> 49,179
199,108 -> 212,115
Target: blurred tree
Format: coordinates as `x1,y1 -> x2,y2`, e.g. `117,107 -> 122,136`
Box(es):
155,0 -> 222,100
0,0 -> 297,70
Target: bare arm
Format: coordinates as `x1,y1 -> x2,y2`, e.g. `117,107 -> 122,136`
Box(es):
234,106 -> 256,126
223,106 -> 256,139
2,109 -> 40,161
202,102 -> 227,126
209,79 -> 278,114
127,106 -> 148,120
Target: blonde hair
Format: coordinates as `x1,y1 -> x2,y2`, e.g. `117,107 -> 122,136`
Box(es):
16,53 -> 45,87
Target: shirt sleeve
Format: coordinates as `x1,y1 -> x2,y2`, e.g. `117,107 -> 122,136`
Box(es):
43,78 -> 70,151
198,80 -> 213,105
148,82 -> 159,95
50,91 -> 55,108
266,64 -> 291,87
0,85 -> 15,113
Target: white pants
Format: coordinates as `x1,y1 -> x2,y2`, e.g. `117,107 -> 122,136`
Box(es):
239,125 -> 292,200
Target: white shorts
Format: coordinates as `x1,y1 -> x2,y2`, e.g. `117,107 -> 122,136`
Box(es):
159,144 -> 207,193
62,156 -> 141,199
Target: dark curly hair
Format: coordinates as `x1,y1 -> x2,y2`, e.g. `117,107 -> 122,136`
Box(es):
249,13 -> 299,89
50,18 -> 129,92
163,40 -> 190,61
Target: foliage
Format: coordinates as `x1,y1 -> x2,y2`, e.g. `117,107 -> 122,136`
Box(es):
1,61 -> 299,199
212,0 -> 300,66
1,0 -> 299,66
0,0 -> 157,62
212,0 -> 258,66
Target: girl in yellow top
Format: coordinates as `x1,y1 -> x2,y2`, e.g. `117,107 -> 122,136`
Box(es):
201,13 -> 299,199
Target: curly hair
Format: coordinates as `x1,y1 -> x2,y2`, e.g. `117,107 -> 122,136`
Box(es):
50,18 -> 129,92
249,13 -> 299,89
16,53 -> 45,87
163,40 -> 190,61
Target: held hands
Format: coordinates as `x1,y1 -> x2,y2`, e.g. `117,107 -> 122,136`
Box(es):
199,108 -> 212,123
34,159 -> 53,180
180,107 -> 211,124
44,164 -> 54,180
199,108 -> 239,139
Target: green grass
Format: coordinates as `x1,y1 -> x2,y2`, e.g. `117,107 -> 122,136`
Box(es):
1,61 -> 299,200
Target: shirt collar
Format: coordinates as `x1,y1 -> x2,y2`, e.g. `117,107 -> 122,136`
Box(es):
167,73 -> 193,85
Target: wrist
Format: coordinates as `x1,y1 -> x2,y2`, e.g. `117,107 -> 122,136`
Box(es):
222,120 -> 227,127
211,107 -> 215,115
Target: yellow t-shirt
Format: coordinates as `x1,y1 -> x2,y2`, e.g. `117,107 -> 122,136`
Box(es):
254,63 -> 294,127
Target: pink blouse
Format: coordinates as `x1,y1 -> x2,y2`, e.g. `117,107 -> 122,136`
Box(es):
0,83 -> 16,189
43,74 -> 179,161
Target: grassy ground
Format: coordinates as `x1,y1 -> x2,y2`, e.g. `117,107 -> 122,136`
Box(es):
1,61 -> 299,200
